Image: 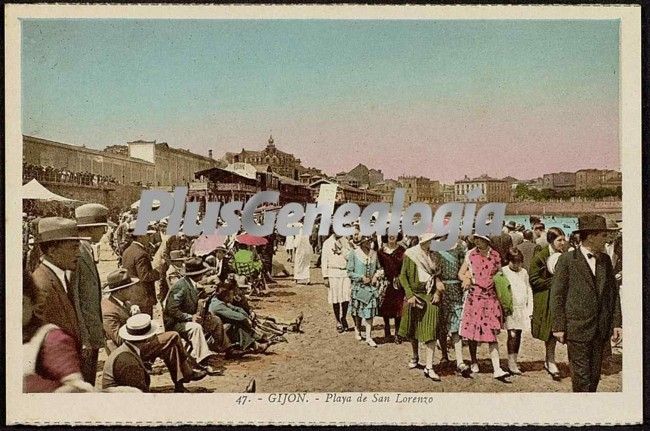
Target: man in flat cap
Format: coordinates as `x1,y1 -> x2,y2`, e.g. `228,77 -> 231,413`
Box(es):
551,214 -> 622,392
70,203 -> 109,384
31,217 -> 89,349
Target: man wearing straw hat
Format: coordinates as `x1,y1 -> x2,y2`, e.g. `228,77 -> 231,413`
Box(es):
550,214 -> 622,392
70,203 -> 109,384
31,217 -> 89,348
101,269 -> 207,392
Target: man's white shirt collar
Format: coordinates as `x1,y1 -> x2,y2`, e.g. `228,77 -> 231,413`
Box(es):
579,245 -> 597,276
41,257 -> 71,293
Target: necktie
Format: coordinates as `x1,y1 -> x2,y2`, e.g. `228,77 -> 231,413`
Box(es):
587,253 -> 594,259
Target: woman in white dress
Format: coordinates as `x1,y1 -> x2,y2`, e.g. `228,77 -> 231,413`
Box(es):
321,232 -> 352,332
502,248 -> 533,375
293,223 -> 314,285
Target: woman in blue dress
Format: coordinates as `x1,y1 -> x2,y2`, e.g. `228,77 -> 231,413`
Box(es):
347,236 -> 380,347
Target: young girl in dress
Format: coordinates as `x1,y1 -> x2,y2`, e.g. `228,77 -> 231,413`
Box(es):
501,248 -> 533,375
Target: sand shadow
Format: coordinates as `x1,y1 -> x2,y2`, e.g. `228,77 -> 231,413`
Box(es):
264,290 -> 296,297
150,385 -> 212,393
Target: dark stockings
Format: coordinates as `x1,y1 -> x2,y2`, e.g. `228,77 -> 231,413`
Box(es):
507,330 -> 522,354
469,340 -> 478,363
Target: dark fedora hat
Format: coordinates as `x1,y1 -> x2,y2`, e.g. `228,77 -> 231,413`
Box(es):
573,214 -> 619,234
182,257 -> 210,276
103,268 -> 140,293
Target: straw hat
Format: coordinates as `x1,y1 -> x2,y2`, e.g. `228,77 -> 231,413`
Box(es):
102,268 -> 140,293
169,249 -> 188,263
181,257 -> 210,276
75,203 -> 109,228
37,217 -> 90,243
118,313 -> 159,342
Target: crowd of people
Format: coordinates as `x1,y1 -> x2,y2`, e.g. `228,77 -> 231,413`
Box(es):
22,199 -> 623,393
22,202 -> 303,393
316,214 -> 623,390
23,162 -> 118,187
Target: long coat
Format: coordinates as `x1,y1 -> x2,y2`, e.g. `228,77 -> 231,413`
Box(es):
397,254 -> 439,343
550,248 -> 622,342
528,246 -> 556,341
121,241 -> 159,314
70,241 -> 105,349
31,263 -> 81,348
163,276 -> 199,329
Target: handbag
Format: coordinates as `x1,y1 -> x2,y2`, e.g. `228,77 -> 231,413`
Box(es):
493,271 -> 513,316
354,284 -> 376,305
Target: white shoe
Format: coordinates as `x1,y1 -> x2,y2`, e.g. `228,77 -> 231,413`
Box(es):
408,358 -> 420,369
366,338 -> 377,347
424,367 -> 441,381
493,369 -> 511,382
546,361 -> 559,374
354,330 -> 363,341
470,362 -> 480,374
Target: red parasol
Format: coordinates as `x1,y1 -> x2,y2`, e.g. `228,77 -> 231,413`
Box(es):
192,234 -> 227,256
235,233 -> 268,246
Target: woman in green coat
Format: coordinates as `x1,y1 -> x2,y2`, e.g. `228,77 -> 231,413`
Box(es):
398,231 -> 445,381
529,227 -> 566,380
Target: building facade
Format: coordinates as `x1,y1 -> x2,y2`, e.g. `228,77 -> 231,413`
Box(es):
542,172 -> 577,191
454,175 -> 510,202
24,135 -> 155,186
127,140 -> 219,187
223,135 -> 318,181
397,175 -> 441,204
575,168 -> 621,190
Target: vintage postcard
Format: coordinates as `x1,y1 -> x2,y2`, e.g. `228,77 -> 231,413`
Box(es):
5,4 -> 642,426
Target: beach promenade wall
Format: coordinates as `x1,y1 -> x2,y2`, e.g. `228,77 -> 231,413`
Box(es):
429,200 -> 622,217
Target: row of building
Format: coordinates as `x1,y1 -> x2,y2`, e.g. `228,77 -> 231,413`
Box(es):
23,134 -> 621,209
540,170 -> 622,192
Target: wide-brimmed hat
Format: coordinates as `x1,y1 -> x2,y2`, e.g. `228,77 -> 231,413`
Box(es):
505,220 -> 516,230
181,257 -> 210,276
75,203 -> 109,228
118,313 -> 159,342
606,219 -> 621,231
573,214 -> 619,234
169,249 -> 188,263
128,220 -> 156,235
37,217 -> 91,243
103,268 -> 140,293
418,224 -> 447,244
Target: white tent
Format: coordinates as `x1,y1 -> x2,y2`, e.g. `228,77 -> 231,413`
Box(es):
22,179 -> 78,202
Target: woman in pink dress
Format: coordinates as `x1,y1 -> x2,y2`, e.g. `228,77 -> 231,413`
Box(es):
458,234 -> 510,382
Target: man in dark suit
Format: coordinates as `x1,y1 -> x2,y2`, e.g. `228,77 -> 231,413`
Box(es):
101,269 -> 206,392
71,203 -> 109,384
31,217 -> 87,349
121,221 -> 163,316
550,214 -> 622,392
164,258 -> 223,375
